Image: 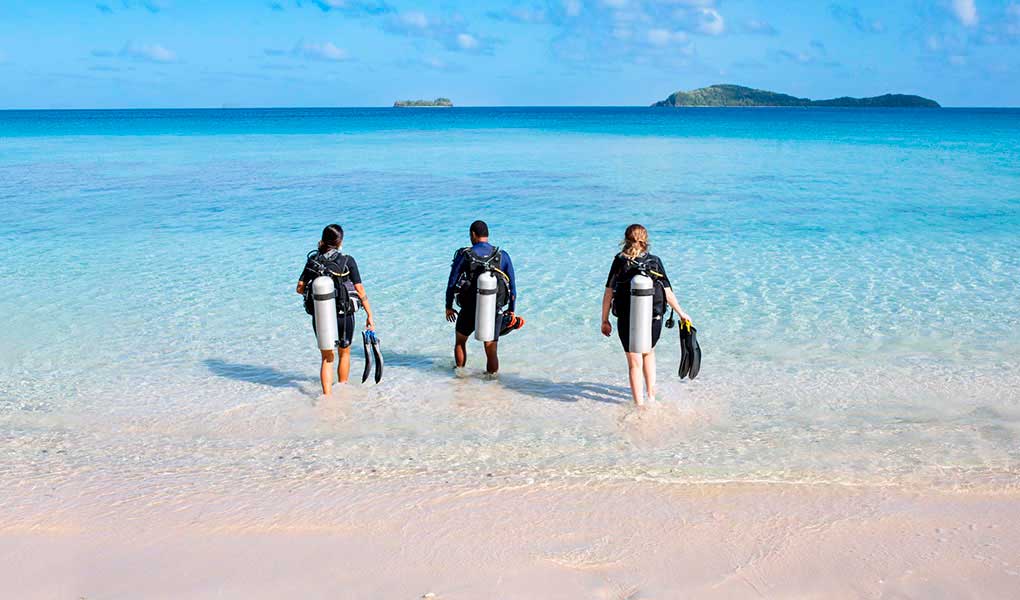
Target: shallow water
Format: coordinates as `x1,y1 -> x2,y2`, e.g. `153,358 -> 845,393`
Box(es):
2,107 -> 1020,513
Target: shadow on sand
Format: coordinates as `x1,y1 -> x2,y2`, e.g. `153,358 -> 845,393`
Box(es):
497,374 -> 631,405
203,354 -> 630,405
202,359 -> 308,390
376,351 -> 631,404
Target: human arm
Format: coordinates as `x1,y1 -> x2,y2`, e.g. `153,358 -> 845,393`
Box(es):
297,256 -> 315,294
502,251 -> 517,313
354,283 -> 375,330
655,257 -> 690,323
600,287 -> 613,336
345,258 -> 375,330
664,287 -> 691,323
445,250 -> 465,321
600,256 -> 622,336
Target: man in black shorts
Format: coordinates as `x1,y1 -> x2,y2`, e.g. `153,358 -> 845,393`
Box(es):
444,220 -> 518,374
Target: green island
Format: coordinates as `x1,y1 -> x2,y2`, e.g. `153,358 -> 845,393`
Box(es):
652,84 -> 939,108
393,98 -> 453,107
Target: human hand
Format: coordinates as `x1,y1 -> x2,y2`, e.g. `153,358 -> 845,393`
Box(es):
446,309 -> 458,323
365,316 -> 375,331
600,320 -> 612,337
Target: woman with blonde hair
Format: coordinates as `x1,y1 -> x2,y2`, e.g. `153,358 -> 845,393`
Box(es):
601,224 -> 691,405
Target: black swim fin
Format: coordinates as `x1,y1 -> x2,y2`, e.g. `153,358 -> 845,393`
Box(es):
361,330 -> 372,384
678,322 -> 692,379
687,325 -> 702,380
369,331 -> 383,384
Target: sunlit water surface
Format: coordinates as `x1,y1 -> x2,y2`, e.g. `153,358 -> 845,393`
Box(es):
2,108 -> 1019,518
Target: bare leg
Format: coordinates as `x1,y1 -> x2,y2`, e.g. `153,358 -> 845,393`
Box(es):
642,349 -> 656,403
483,340 -> 499,374
320,349 -> 335,395
337,346 -> 351,383
454,332 -> 469,368
625,352 -> 644,406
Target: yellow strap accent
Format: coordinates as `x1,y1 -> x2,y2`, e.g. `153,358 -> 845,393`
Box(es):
492,267 -> 511,284
327,270 -> 350,278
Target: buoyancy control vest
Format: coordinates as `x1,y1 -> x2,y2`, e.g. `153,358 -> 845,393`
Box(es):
453,246 -> 510,309
611,253 -> 667,318
303,250 -> 359,316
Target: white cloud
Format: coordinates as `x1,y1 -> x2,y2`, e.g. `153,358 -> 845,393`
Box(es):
120,42 -> 176,63
696,8 -> 724,35
501,7 -> 547,24
456,33 -> 479,50
743,19 -> 777,35
398,11 -> 429,29
647,28 -> 688,46
951,0 -> 978,26
311,0 -> 392,15
297,41 -> 349,61
384,11 -> 491,53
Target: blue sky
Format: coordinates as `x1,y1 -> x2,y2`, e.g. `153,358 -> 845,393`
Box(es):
1,0 -> 1018,108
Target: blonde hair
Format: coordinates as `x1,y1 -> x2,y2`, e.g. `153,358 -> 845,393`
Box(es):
620,224 -> 649,259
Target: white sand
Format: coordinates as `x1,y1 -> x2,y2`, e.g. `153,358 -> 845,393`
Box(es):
3,478 -> 1019,599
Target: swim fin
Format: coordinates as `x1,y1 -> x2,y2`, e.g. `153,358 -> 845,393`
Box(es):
687,324 -> 702,380
369,330 -> 383,384
678,321 -> 692,378
361,331 -> 372,384
499,312 -> 525,336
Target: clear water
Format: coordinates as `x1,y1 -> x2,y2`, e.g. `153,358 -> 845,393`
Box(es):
2,108 -> 1020,513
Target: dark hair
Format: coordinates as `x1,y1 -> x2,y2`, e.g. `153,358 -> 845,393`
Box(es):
469,220 -> 489,238
318,224 -> 344,252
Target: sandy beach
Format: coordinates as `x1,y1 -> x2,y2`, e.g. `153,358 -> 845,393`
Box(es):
4,476 -> 1019,599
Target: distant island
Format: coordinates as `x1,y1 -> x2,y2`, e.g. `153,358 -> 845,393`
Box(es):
393,98 -> 453,108
652,84 -> 940,108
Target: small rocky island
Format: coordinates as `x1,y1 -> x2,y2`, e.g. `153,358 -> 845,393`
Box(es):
393,98 -> 453,108
652,84 -> 939,108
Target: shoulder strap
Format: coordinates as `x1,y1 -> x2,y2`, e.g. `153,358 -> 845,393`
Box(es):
323,253 -> 350,279
620,254 -> 665,280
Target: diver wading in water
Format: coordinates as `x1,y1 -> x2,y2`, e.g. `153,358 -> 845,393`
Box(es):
296,224 -> 379,394
601,224 -> 692,406
445,220 -> 524,374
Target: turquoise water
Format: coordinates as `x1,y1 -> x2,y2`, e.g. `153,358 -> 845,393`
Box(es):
2,108 -> 1020,508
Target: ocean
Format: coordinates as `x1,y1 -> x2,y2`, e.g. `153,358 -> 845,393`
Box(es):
2,107 -> 1019,517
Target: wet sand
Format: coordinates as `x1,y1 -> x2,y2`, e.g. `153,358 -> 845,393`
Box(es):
4,478 -> 1019,599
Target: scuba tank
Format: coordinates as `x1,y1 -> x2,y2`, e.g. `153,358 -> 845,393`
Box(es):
311,276 -> 339,350
628,274 -> 654,353
474,271 -> 498,342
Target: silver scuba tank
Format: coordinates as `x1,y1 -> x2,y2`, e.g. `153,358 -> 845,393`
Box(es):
474,271 -> 498,342
628,274 -> 654,353
311,276 -> 339,350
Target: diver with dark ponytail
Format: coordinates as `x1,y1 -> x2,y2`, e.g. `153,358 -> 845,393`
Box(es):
296,224 -> 376,394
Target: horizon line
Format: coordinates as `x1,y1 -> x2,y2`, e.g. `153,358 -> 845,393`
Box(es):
1,104 -> 1016,111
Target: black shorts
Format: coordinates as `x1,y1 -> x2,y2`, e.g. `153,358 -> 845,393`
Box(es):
455,302 -> 502,341
311,313 -> 357,349
616,314 -> 663,353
